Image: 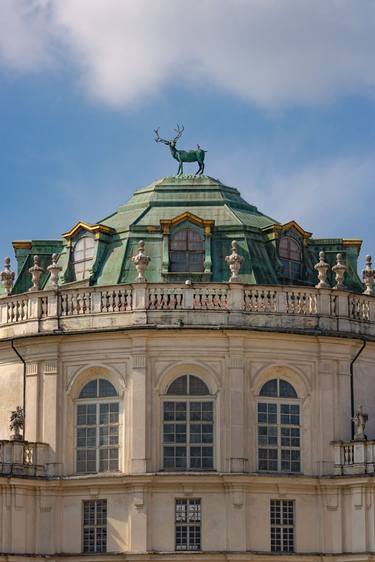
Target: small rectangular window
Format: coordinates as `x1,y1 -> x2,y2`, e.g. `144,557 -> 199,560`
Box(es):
270,499 -> 294,553
175,499 -> 201,551
82,499 -> 107,553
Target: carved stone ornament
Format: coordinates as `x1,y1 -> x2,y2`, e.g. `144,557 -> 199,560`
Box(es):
29,255 -> 44,292
332,253 -> 347,290
352,405 -> 368,441
47,253 -> 62,290
9,406 -> 24,441
0,257 -> 15,295
314,251 -> 330,289
225,240 -> 244,283
362,255 -> 375,296
131,240 -> 151,283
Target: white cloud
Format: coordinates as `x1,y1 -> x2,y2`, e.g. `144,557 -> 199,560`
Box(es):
0,0 -> 374,108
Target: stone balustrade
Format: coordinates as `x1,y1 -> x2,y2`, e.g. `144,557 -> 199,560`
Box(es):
332,440 -> 375,475
0,440 -> 50,477
0,283 -> 374,339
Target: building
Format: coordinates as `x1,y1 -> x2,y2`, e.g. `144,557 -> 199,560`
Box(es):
0,174 -> 375,561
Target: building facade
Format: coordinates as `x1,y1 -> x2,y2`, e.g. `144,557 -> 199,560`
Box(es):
0,175 -> 375,561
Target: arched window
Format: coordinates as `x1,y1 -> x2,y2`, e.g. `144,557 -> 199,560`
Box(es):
279,237 -> 301,281
76,378 -> 119,474
257,378 -> 301,473
170,229 -> 204,273
162,374 -> 213,470
73,237 -> 95,280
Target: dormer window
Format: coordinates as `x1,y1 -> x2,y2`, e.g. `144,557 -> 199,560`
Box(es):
279,237 -> 301,280
73,237 -> 95,280
170,229 -> 205,273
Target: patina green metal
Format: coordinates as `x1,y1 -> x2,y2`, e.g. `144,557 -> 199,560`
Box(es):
154,125 -> 206,176
6,175 -> 363,293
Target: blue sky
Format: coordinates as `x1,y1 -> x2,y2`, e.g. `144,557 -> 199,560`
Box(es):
0,0 -> 374,271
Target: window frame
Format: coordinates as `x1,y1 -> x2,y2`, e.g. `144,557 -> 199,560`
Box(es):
175,498 -> 202,551
278,236 -> 302,281
75,379 -> 120,474
72,235 -> 96,281
270,499 -> 295,553
82,499 -> 107,554
161,375 -> 215,471
169,228 -> 205,273
257,379 -> 302,474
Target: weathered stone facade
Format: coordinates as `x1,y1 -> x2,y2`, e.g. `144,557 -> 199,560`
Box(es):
0,176 -> 374,561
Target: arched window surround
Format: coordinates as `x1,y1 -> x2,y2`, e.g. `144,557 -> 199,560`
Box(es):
256,377 -> 302,474
161,373 -> 216,471
66,366 -> 126,476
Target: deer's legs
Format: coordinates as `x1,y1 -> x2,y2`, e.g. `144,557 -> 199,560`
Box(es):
195,161 -> 204,176
177,162 -> 183,176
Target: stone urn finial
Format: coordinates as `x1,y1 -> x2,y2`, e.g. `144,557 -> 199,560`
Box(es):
314,250 -> 330,289
362,255 -> 375,296
131,240 -> 151,283
225,240 -> 244,283
0,257 -> 15,295
9,406 -> 24,441
28,255 -> 44,292
47,253 -> 62,290
332,253 -> 347,290
352,405 -> 368,441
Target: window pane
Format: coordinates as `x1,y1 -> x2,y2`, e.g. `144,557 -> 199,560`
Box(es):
188,375 -> 209,395
279,380 -> 298,398
99,379 -> 117,398
259,379 -> 278,397
79,380 -> 98,399
167,376 -> 188,395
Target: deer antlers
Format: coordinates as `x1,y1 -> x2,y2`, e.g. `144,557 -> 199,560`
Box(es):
154,124 -> 184,145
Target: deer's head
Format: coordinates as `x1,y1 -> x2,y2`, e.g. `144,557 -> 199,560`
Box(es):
154,124 -> 184,148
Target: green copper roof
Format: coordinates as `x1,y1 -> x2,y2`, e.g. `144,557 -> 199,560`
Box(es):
6,175 -> 364,292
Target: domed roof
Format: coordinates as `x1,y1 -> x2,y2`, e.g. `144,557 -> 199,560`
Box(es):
8,175 -> 363,293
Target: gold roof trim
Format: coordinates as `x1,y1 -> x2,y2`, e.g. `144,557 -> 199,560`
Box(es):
263,220 -> 312,239
160,212 -> 215,234
12,241 -> 32,250
342,239 -> 362,247
62,221 -> 115,240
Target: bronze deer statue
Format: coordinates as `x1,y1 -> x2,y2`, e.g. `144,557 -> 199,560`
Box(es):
154,125 -> 206,176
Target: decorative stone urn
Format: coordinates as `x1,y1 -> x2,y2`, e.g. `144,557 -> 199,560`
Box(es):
0,257 -> 15,295
362,255 -> 375,296
332,253 -> 347,290
132,240 -> 151,283
47,253 -> 62,289
314,251 -> 330,289
225,240 -> 244,283
29,255 -> 44,292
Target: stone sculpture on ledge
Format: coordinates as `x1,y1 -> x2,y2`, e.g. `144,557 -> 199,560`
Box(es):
332,253 -> 347,290
352,405 -> 368,441
132,240 -> 151,283
9,406 -> 24,441
225,240 -> 244,283
0,257 -> 15,295
314,251 -> 330,289
29,255 -> 44,292
362,255 -> 375,296
47,253 -> 62,289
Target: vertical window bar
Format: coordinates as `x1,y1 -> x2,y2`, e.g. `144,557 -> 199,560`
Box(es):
270,499 -> 295,553
82,499 -> 107,553
175,499 -> 201,551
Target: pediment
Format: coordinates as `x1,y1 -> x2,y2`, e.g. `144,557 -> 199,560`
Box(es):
62,221 -> 115,242
160,212 -> 214,234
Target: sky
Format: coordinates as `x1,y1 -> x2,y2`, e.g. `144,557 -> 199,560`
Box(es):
0,0 -> 374,270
